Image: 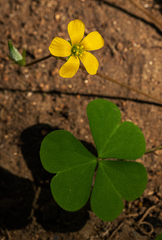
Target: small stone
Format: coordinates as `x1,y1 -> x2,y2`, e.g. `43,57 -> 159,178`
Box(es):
68,84 -> 72,88
3,75 -> 9,81
147,190 -> 154,196
113,20 -> 117,25
27,92 -> 33,97
39,83 -> 44,89
44,85 -> 50,91
116,42 -> 123,51
0,63 -> 4,70
144,4 -> 149,8
51,68 -> 59,76
55,14 -> 60,21
32,102 -> 37,105
38,48 -> 42,53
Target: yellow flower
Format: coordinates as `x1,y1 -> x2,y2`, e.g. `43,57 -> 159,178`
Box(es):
49,19 -> 104,78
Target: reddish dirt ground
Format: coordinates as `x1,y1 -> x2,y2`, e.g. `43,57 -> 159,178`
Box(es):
0,0 -> 162,239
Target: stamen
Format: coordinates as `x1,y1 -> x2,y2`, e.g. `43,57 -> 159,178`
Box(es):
71,44 -> 84,57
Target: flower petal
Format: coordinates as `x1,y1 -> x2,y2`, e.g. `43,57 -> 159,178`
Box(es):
59,56 -> 80,78
68,19 -> 85,45
80,51 -> 99,75
49,37 -> 71,57
80,31 -> 104,51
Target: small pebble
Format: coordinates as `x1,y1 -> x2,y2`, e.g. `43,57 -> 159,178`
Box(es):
144,4 -> 149,8
27,92 -> 33,97
116,42 -> 123,51
113,20 -> 117,25
55,14 -> 60,21
68,84 -> 72,88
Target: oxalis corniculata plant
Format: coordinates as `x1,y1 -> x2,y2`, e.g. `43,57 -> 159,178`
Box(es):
8,5 -> 162,239
40,97 -> 147,221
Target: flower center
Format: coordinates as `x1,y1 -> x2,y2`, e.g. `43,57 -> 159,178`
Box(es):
71,44 -> 84,58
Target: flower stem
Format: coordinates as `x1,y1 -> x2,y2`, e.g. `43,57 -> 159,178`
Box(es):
129,0 -> 162,31
25,54 -> 52,67
96,71 -> 162,104
24,55 -> 162,104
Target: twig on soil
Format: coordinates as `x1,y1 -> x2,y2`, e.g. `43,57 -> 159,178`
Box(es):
129,0 -> 162,31
109,222 -> 124,240
138,221 -> 154,235
102,213 -> 140,238
136,205 -> 156,235
100,222 -> 111,237
138,205 -> 156,224
28,186 -> 41,220
145,145 -> 162,154
107,205 -> 156,239
0,225 -> 11,240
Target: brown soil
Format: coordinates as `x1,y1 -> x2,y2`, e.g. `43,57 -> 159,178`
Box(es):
0,0 -> 162,239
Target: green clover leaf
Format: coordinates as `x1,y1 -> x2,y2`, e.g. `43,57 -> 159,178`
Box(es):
87,99 -> 145,159
156,233 -> 162,240
40,130 -> 97,211
40,99 -> 147,221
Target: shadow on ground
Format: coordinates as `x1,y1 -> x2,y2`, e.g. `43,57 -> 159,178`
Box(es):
0,124 -> 97,232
